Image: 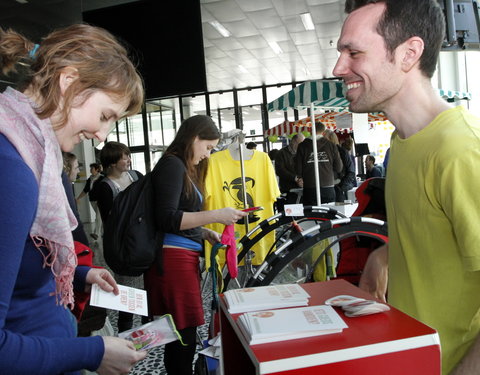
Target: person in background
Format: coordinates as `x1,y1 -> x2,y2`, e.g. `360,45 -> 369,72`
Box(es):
62,152 -> 112,341
0,23 -> 146,374
63,152 -> 90,247
144,115 -> 247,375
342,136 -> 356,174
246,141 -> 257,150
334,0 -> 480,373
383,147 -> 390,175
295,121 -> 343,205
268,148 -> 279,163
274,132 -> 305,204
365,155 -> 384,178
76,162 -> 103,241
323,130 -> 356,202
95,141 -> 144,333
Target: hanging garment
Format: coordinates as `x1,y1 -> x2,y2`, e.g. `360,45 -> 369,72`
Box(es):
204,149 -> 280,268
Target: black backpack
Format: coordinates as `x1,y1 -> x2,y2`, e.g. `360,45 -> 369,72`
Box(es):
103,172 -> 162,276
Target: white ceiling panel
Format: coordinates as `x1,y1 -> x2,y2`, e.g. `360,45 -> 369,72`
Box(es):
247,47 -> 278,59
290,30 -> 319,45
261,26 -> 290,42
202,22 -> 227,40
246,8 -> 284,29
210,37 -> 244,50
271,0 -> 308,17
310,3 -> 342,23
225,49 -> 255,60
204,46 -> 228,59
203,1 -> 246,23
200,0 -> 346,91
235,0 -> 273,13
223,19 -> 259,38
238,35 -> 269,49
314,21 -> 344,38
277,40 -> 299,53
282,15 -> 310,33
307,0 -> 341,5
296,43 -> 323,56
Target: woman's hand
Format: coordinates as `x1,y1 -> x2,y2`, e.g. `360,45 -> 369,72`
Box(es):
97,336 -> 147,375
202,227 -> 222,245
214,207 -> 248,226
85,268 -> 119,295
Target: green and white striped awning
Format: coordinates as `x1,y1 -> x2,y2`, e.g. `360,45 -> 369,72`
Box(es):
438,89 -> 472,101
267,79 -> 472,112
267,80 -> 348,112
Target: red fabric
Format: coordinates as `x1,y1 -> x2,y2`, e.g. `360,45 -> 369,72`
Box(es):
73,241 -> 93,321
222,224 -> 238,278
144,247 -> 204,330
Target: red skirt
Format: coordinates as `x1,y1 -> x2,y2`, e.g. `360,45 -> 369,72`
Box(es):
144,247 -> 204,330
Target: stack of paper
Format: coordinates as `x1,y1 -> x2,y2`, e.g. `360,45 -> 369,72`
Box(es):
224,284 -> 310,313
237,305 -> 348,345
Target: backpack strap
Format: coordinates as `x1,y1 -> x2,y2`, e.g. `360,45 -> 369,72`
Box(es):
127,170 -> 140,182
102,177 -> 121,200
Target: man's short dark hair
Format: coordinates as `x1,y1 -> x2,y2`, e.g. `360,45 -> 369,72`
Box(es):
366,154 -> 376,163
89,162 -> 101,171
344,0 -> 445,78
315,121 -> 326,134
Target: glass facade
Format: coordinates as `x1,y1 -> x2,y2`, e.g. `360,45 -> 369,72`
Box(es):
102,81 -> 304,172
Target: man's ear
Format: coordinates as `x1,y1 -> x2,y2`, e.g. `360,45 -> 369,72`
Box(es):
59,66 -> 79,94
399,36 -> 424,73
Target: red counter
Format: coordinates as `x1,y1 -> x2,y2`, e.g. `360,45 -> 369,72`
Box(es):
220,279 -> 440,374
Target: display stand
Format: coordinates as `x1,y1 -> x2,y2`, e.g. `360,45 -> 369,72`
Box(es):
218,130 -> 256,284
220,279 -> 440,375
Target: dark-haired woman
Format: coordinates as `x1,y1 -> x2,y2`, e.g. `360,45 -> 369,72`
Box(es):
145,115 -> 247,374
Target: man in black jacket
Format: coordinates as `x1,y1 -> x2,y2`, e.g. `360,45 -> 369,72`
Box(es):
295,122 -> 343,205
275,133 -> 305,204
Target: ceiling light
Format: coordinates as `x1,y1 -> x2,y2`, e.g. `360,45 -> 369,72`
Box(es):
209,20 -> 231,38
268,40 -> 283,55
300,13 -> 315,31
238,65 -> 248,74
15,0 -> 28,3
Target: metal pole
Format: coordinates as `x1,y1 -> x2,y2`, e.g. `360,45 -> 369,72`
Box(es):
311,103 -> 321,205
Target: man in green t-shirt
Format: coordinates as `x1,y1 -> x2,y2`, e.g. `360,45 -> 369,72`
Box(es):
333,1 -> 480,374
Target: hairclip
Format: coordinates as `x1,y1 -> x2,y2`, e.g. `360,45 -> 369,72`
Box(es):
29,44 -> 40,58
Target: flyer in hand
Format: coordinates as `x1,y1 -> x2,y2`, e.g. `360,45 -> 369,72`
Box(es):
90,283 -> 148,316
118,314 -> 183,351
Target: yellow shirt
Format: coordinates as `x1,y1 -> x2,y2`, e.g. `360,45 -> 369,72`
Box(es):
204,149 -> 280,267
387,106 -> 480,374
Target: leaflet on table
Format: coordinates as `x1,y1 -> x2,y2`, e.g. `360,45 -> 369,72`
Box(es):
118,314 -> 183,350
224,283 -> 310,313
237,305 -> 348,345
90,283 -> 148,316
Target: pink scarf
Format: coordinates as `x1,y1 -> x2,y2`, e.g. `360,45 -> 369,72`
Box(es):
0,87 -> 78,307
222,224 -> 238,278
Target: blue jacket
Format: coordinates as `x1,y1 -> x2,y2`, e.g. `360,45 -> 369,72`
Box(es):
0,134 -> 103,375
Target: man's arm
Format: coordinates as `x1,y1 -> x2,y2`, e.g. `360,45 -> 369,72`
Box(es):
358,244 -> 388,302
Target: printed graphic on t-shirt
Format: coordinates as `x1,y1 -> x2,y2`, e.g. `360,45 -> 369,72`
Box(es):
307,151 -> 330,163
223,176 -> 260,224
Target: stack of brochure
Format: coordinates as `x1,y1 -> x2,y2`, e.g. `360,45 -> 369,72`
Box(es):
224,284 -> 311,313
237,305 -> 348,345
